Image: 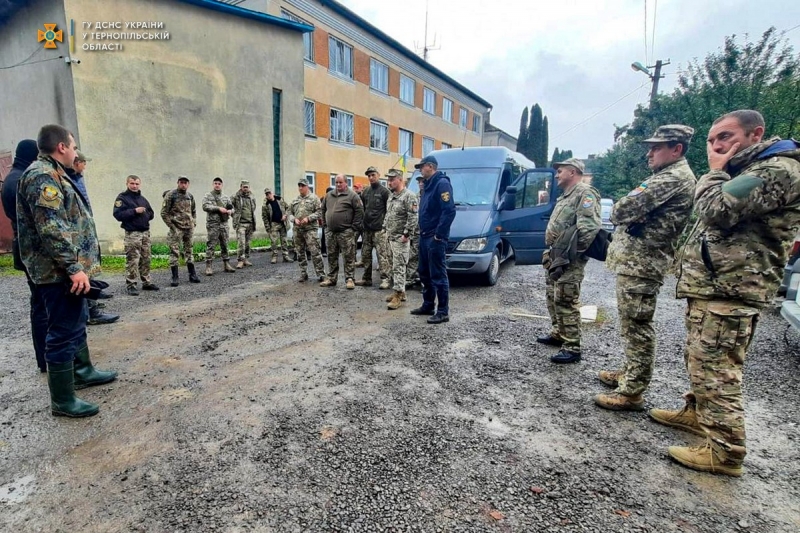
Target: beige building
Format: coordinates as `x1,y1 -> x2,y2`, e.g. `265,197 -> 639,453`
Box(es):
482,123 -> 518,151
0,0 -> 311,251
227,0 -> 492,196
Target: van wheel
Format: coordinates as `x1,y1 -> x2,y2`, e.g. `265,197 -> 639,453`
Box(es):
482,248 -> 501,286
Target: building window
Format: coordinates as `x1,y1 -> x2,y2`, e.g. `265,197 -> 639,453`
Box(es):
400,75 -> 415,105
423,87 -> 435,114
399,129 -> 413,157
459,108 -> 468,129
370,58 -> 388,94
422,137 -> 435,156
329,36 -> 353,79
379,179 -> 388,187
370,121 -> 389,152
330,174 -> 354,188
305,171 -> 316,194
330,108 -> 354,144
442,98 -> 453,122
304,100 -> 315,136
442,142 -> 452,150
472,114 -> 481,133
281,10 -> 313,61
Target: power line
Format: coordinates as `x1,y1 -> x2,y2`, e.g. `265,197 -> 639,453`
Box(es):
651,0 -> 658,60
643,0 -> 648,65
0,46 -> 44,70
782,24 -> 800,35
553,82 -> 647,142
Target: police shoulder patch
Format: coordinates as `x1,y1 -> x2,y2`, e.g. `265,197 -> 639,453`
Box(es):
115,200 -> 123,207
441,191 -> 450,202
628,182 -> 648,197
582,194 -> 595,209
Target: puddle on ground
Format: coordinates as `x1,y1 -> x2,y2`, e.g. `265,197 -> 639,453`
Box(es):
0,474 -> 35,504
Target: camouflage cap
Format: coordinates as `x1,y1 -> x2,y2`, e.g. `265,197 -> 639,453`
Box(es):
297,179 -> 310,186
386,168 -> 402,178
365,166 -> 379,175
264,187 -> 272,195
75,150 -> 92,162
177,175 -> 190,182
642,124 -> 695,145
240,180 -> 250,187
552,157 -> 585,175
213,177 -> 223,183
415,174 -> 425,181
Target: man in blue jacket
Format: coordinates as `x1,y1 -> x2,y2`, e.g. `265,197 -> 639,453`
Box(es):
410,155 -> 456,324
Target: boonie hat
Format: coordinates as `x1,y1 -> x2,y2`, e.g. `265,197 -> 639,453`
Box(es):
552,157 -> 585,175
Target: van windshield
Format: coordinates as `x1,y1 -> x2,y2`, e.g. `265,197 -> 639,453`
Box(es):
408,168 -> 499,207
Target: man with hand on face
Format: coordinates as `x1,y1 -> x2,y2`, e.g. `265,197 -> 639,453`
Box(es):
650,110 -> 800,477
320,174 -> 364,290
537,157 -> 601,363
202,177 -> 236,275
113,175 -> 160,295
595,125 -> 697,411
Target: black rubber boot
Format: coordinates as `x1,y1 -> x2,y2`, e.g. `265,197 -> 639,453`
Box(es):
73,343 -> 118,390
171,266 -> 180,287
187,263 -> 201,283
48,361 -> 99,418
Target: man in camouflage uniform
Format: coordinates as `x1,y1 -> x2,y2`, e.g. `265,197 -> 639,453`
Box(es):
649,110 -> 800,477
288,178 -> 326,282
595,125 -> 697,411
321,174 -> 364,290
113,175 -> 160,295
202,177 -> 236,275
16,124 -> 117,417
262,188 -> 294,264
537,158 -> 601,364
405,174 -> 424,287
161,176 -> 200,286
355,166 -> 391,289
232,180 -> 257,269
383,169 -> 418,309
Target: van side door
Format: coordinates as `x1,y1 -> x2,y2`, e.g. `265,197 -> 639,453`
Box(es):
497,169 -> 556,264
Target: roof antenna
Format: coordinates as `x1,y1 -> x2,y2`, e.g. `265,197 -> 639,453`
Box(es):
414,0 -> 440,61
461,128 -> 467,150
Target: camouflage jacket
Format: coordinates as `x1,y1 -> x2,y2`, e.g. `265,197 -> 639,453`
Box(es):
384,188 -> 418,237
161,189 -> 196,230
202,190 -> 233,227
288,193 -> 321,231
262,197 -> 291,230
676,138 -> 800,307
546,181 -> 601,252
16,155 -> 101,284
607,158 -> 697,282
232,191 -> 257,229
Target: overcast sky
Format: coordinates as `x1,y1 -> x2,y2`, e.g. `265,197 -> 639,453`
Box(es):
339,0 -> 800,158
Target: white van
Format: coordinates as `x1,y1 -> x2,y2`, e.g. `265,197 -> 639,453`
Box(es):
600,198 -> 614,232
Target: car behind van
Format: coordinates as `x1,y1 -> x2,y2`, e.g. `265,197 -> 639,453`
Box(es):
600,198 -> 615,232
409,147 -> 557,285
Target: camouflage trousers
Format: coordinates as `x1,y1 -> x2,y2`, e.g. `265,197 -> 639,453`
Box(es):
387,235 -> 410,292
683,298 -> 758,463
361,229 -> 390,282
544,256 -> 587,353
205,223 -> 230,262
326,228 -> 356,282
167,226 -> 194,267
294,228 -> 325,277
124,230 -> 152,286
236,223 -> 254,260
406,235 -> 420,282
615,274 -> 661,396
268,222 -> 291,259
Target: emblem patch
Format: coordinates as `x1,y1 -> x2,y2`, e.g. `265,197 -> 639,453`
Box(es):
582,195 -> 595,209
441,192 -> 450,202
628,182 -> 648,197
411,202 -> 418,213
42,186 -> 59,201
115,200 -> 122,207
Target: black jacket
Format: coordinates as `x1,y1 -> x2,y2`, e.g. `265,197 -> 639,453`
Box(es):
113,189 -> 155,232
361,183 -> 390,231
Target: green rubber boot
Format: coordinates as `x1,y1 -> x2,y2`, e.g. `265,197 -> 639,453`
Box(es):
74,344 -> 118,390
49,361 -> 99,418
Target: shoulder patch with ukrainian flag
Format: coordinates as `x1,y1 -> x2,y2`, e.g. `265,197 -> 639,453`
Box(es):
582,194 -> 595,209
37,185 -> 62,209
114,200 -> 122,208
441,191 -> 450,202
628,182 -> 648,197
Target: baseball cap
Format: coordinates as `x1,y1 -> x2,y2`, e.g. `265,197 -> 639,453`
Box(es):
414,155 -> 438,169
642,124 -> 695,145
240,180 -> 250,187
365,166 -> 379,175
386,169 -> 402,178
264,187 -> 272,195
552,157 -> 585,175
213,177 -> 223,183
298,179 -> 310,186
177,175 -> 190,182
76,150 -> 92,162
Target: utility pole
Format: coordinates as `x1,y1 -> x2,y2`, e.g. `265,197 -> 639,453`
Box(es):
649,59 -> 669,105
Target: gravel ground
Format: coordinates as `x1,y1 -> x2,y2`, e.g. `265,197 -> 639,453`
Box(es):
1,254 -> 799,532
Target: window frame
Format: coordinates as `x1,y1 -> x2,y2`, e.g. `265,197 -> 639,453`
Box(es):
304,99 -> 316,137
422,136 -> 435,157
369,120 -> 389,152
442,98 -> 453,123
281,9 -> 313,62
369,58 -> 389,94
329,107 -> 355,145
328,36 -> 353,79
472,114 -> 481,133
423,87 -> 436,115
442,142 -> 452,150
304,171 -> 316,195
459,107 -> 468,129
399,74 -> 415,105
399,129 -> 414,158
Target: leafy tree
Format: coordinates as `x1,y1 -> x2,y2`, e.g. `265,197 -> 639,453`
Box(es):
590,27 -> 800,199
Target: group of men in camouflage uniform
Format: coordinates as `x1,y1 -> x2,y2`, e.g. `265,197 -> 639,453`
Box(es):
537,110 -> 800,477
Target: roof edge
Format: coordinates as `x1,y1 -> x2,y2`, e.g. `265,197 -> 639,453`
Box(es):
177,0 -> 314,32
319,0 -> 491,110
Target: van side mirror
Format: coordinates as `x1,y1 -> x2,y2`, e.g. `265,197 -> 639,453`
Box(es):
500,186 -> 517,211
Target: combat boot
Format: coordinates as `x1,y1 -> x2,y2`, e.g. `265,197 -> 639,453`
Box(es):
378,279 -> 391,290
271,256 -> 277,264
387,291 -> 405,310
346,278 -> 355,290
648,396 -> 704,436
48,361 -> 99,418
205,260 -> 214,276
319,278 -> 336,287
668,441 -> 743,477
223,259 -> 236,273
87,305 -> 120,326
170,266 -> 180,287
283,254 -> 294,263
244,258 -> 253,267
598,369 -> 623,387
298,272 -> 309,283
386,291 -> 407,302
356,279 -> 373,287
187,263 -> 201,283
594,392 -> 644,411
236,259 -> 245,269
536,334 -> 564,347
73,344 -> 118,389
